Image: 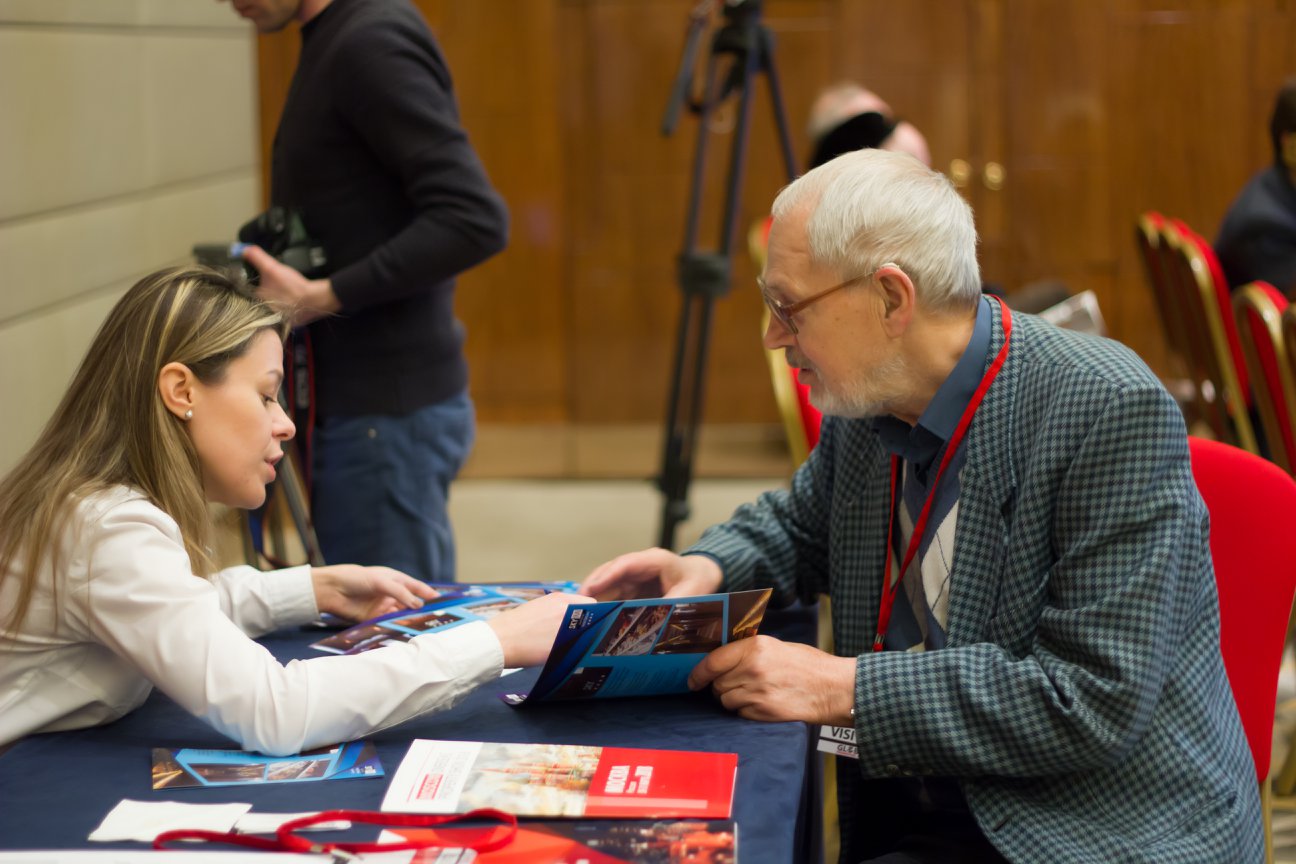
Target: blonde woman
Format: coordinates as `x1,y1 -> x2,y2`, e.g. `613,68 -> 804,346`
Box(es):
0,266 -> 584,755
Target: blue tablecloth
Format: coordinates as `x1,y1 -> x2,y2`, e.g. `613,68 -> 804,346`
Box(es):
0,625 -> 817,862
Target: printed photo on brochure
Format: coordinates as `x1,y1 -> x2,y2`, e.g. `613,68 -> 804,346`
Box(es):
381,739 -> 736,820
151,740 -> 383,789
378,819 -> 737,863
502,588 -> 771,705
310,581 -> 580,655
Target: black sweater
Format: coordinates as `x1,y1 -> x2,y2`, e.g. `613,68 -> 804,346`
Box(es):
1215,164 -> 1296,296
272,0 -> 508,416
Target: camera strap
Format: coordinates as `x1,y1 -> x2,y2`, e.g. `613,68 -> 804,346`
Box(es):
285,327 -> 317,490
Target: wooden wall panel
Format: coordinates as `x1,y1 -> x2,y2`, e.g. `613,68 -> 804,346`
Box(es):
426,2 -> 569,422
252,0 -> 1296,427
702,0 -> 836,425
1108,1 -> 1270,374
559,0 -> 824,425
997,2 -> 1112,306
254,29 -> 298,206
560,0 -> 698,425
833,1 -> 976,208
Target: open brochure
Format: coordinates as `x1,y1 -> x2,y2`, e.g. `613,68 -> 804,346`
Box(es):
502,588 -> 771,704
381,739 -> 737,819
310,581 -> 579,655
379,819 -> 737,863
150,740 -> 382,789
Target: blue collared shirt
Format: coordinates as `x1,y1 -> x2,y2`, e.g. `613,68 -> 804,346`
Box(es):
873,297 -> 993,482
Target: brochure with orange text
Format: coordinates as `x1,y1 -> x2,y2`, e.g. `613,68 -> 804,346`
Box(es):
381,739 -> 736,819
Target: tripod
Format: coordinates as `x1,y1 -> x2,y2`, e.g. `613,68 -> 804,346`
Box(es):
656,0 -> 797,548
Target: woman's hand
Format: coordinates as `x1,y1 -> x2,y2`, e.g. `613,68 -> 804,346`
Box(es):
487,592 -> 596,668
310,564 -> 438,622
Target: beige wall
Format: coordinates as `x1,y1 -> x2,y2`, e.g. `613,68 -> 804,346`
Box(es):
0,1 -> 261,474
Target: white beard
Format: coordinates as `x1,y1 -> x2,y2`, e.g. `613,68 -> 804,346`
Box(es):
800,350 -> 910,419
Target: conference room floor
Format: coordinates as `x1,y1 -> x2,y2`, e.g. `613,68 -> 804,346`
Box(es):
450,423 -> 1296,862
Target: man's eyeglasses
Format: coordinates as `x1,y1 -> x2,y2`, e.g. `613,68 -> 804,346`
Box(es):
761,262 -> 898,335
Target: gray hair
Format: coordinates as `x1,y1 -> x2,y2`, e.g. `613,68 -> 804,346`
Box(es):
770,148 -> 981,312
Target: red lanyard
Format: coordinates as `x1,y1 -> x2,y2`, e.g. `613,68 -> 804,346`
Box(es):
153,807 -> 516,857
872,296 -> 1012,652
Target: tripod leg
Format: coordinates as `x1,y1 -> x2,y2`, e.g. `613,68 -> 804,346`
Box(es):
277,439 -> 326,566
659,34 -> 761,548
658,41 -> 730,549
658,301 -> 695,546
656,15 -> 798,550
248,438 -> 325,568
758,29 -> 799,183
239,510 -> 258,566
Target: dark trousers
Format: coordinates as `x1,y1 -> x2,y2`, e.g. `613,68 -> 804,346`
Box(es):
846,775 -> 1009,864
858,811 -> 1008,863
311,391 -> 474,583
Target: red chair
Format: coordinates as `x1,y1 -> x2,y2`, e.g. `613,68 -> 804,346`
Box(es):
1177,222 -> 1252,400
1162,220 -> 1258,452
1135,211 -> 1209,421
1189,436 -> 1296,862
749,217 -> 821,465
1136,211 -> 1193,367
1233,282 -> 1296,474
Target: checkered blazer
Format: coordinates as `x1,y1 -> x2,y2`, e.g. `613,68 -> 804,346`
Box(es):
690,303 -> 1264,863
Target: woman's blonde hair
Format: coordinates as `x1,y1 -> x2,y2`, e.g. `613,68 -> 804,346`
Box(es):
0,265 -> 287,633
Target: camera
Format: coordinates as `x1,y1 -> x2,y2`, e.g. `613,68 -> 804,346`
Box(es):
193,206 -> 328,283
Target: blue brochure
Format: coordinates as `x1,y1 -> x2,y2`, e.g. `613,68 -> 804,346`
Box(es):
311,581 -> 580,655
150,740 -> 382,789
502,588 -> 772,705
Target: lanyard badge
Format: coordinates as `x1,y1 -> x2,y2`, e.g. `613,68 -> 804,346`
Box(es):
872,296 -> 1013,652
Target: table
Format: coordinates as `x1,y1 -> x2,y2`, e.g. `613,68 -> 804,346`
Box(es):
0,625 -> 818,862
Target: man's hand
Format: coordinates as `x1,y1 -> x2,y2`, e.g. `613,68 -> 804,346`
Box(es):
311,564 -> 438,622
579,548 -> 724,600
688,635 -> 857,725
240,245 -> 341,327
486,592 -> 596,668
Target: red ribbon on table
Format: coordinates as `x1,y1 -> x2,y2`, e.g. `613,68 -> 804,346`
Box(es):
153,806 -> 517,857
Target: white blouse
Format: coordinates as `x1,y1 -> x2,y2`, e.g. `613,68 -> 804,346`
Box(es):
0,487 -> 503,755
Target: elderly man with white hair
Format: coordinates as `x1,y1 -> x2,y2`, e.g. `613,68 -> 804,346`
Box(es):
583,149 -> 1262,863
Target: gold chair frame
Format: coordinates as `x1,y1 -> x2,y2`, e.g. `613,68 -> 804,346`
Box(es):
1135,213 -> 1209,422
1234,284 -> 1296,474
1162,222 -> 1258,453
1136,214 -> 1193,366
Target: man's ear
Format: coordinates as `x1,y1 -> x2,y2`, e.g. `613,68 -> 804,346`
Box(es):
876,265 -> 916,337
158,362 -> 197,421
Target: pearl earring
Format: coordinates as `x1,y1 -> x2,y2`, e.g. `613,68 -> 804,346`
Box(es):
184,409 -> 193,421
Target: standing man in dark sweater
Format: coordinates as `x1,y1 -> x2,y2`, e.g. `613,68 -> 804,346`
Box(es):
223,0 -> 508,582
